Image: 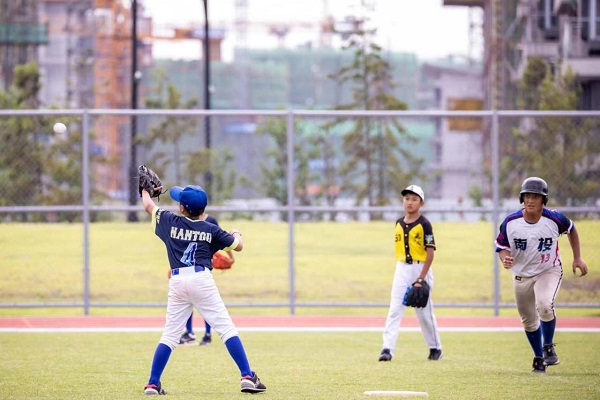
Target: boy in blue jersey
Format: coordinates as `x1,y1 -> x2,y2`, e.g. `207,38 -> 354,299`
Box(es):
495,177 -> 588,373
141,184 -> 266,395
178,214 -> 234,346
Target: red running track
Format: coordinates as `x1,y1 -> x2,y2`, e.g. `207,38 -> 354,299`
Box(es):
0,315 -> 599,330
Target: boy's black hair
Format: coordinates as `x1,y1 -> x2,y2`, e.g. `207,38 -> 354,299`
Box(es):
184,206 -> 205,218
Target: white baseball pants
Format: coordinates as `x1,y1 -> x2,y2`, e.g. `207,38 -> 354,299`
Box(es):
382,261 -> 442,355
159,268 -> 239,349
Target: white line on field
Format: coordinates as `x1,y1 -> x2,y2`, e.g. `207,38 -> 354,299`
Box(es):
0,327 -> 598,333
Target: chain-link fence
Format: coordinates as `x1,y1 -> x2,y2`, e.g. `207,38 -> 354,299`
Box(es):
1,109 -> 598,314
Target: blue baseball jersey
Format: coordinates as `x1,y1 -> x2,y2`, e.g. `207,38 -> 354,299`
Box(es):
152,207 -> 236,270
205,215 -> 218,226
204,215 -> 221,257
495,208 -> 573,277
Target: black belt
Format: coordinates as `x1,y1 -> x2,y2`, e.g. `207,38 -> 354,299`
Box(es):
171,265 -> 207,276
405,260 -> 422,264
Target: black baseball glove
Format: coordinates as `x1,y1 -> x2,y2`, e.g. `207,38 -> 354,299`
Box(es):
138,165 -> 164,199
403,279 -> 430,308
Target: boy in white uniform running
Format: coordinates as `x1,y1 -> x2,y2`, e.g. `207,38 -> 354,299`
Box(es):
495,177 -> 588,373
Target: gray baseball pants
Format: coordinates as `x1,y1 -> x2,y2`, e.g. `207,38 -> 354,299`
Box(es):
513,265 -> 563,331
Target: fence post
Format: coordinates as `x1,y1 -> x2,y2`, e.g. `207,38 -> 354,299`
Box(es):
491,111 -> 500,316
82,110 -> 91,315
287,110 -> 296,315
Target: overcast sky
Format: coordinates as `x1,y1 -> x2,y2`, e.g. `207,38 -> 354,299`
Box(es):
141,0 -> 483,62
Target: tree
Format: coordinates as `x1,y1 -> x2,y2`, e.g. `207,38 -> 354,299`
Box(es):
0,62 -> 104,221
255,116 -> 317,219
0,63 -> 50,212
38,123 -> 92,222
143,71 -> 199,183
510,57 -> 598,205
308,124 -> 340,221
183,147 -> 236,205
142,71 -> 237,203
323,25 -> 423,217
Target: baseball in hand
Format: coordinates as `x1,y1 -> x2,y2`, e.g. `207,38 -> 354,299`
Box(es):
53,122 -> 67,134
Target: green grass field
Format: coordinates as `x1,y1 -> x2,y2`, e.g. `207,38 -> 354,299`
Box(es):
1,331 -> 599,400
1,221 -> 599,399
0,220 -> 598,317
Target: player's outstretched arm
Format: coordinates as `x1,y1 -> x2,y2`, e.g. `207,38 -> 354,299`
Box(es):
567,227 -> 588,276
141,189 -> 157,215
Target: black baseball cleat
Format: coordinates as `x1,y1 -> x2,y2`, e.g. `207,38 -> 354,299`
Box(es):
543,343 -> 560,365
144,383 -> 166,395
241,372 -> 267,393
179,332 -> 196,344
532,356 -> 547,373
428,348 -> 443,360
199,333 -> 212,346
378,348 -> 392,362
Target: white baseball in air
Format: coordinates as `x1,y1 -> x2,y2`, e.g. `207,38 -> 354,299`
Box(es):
53,122 -> 67,134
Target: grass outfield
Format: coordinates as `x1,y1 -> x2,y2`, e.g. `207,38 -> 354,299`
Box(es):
1,220 -> 598,317
0,331 -> 599,400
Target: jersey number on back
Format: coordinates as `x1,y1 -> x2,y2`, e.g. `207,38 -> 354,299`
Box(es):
181,243 -> 197,266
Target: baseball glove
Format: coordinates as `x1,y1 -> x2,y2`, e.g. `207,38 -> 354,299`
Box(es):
403,280 -> 430,308
212,251 -> 234,270
138,165 -> 163,199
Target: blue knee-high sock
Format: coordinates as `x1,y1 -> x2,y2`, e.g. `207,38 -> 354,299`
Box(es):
148,343 -> 172,386
186,314 -> 194,334
525,327 -> 543,357
225,336 -> 252,377
540,318 -> 556,346
204,320 -> 211,335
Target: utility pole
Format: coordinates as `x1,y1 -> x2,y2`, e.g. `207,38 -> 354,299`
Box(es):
128,0 -> 140,222
203,0 -> 212,194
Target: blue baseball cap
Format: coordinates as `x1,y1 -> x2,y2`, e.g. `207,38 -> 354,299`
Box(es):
170,185 -> 208,214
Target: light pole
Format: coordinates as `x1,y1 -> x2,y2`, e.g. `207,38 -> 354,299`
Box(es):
203,0 -> 212,194
128,0 -> 140,222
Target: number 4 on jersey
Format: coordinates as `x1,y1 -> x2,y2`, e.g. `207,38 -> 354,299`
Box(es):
181,242 -> 197,266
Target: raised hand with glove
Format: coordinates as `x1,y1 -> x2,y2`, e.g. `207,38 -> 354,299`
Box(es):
138,165 -> 164,199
